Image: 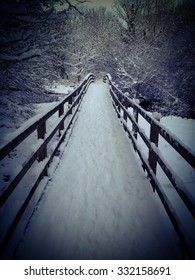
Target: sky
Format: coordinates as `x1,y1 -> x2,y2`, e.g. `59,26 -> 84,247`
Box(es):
56,0 -> 190,13
84,0 -> 190,9
83,0 -> 115,10
56,0 -> 115,12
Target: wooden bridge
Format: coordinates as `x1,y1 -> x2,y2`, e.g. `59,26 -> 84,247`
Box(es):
0,73 -> 194,259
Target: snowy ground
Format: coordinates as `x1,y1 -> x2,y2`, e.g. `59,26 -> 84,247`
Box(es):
0,84 -> 73,145
3,81 -> 184,260
46,83 -> 75,95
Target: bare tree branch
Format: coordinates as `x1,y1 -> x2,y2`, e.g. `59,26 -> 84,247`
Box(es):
64,0 -> 85,16
0,49 -> 41,61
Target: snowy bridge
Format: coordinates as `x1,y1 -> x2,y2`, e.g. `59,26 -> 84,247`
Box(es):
0,74 -> 195,259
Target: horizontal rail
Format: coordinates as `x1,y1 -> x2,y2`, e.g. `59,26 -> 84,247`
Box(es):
110,88 -> 195,218
120,117 -> 193,259
106,73 -> 195,259
0,73 -> 95,255
108,78 -> 195,170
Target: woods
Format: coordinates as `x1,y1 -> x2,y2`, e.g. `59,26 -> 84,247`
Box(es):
0,0 -> 195,127
112,0 -> 195,117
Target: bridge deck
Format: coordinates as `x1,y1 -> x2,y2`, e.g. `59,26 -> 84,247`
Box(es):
14,81 -> 182,259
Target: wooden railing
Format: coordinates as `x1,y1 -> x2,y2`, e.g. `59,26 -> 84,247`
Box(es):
0,73 -> 95,255
105,73 -> 195,259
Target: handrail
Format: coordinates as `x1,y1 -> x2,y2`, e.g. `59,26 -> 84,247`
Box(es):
0,73 -> 94,161
0,73 -> 95,255
109,81 -> 195,169
105,73 -> 195,259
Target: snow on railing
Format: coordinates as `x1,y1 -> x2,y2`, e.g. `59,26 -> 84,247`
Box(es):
0,73 -> 95,255
105,73 -> 195,259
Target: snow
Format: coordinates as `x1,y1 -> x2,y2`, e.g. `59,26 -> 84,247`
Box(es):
161,116 -> 195,153
152,112 -> 161,120
46,84 -> 74,95
4,81 -> 183,260
0,97 -> 70,196
136,114 -> 195,196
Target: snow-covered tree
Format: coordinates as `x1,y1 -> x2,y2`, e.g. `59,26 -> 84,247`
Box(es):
63,7 -> 121,81
0,0 -> 88,125
113,0 -> 195,117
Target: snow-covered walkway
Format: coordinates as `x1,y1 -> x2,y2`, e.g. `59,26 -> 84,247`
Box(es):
14,81 -> 182,259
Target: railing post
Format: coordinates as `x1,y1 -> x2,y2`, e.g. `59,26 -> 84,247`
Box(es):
122,98 -> 129,132
133,106 -> 138,139
112,89 -> 120,118
116,93 -> 120,117
123,98 -> 128,122
148,115 -> 160,178
103,75 -> 107,83
68,95 -> 73,114
37,121 -> 47,162
78,89 -> 82,104
58,105 -> 64,136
